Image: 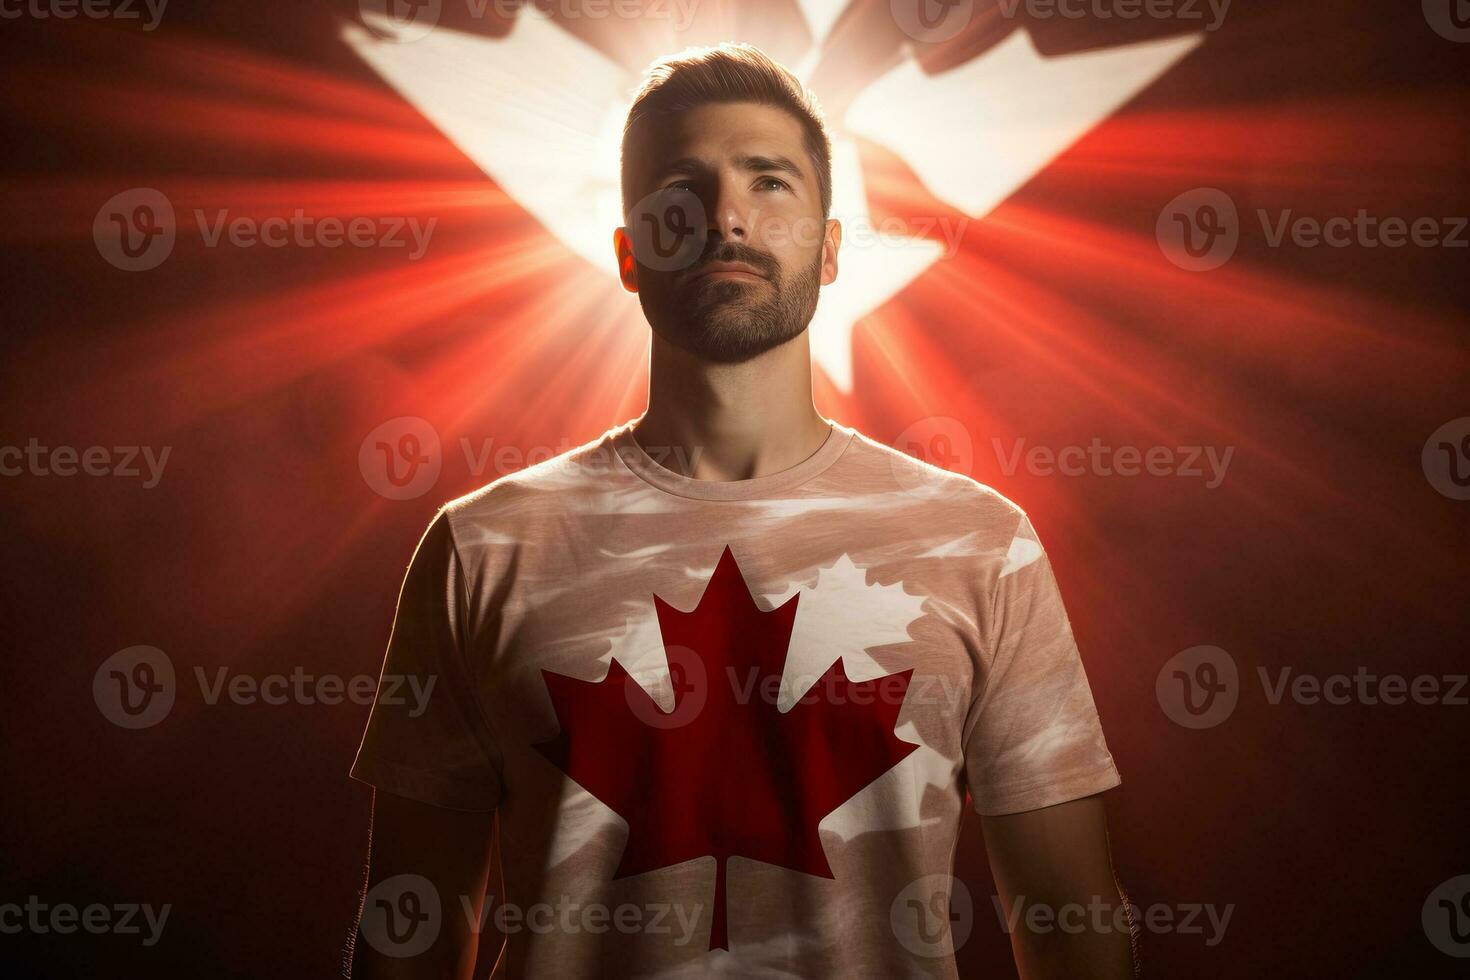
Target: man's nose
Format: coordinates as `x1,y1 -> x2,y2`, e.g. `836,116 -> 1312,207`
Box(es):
707,181 -> 748,242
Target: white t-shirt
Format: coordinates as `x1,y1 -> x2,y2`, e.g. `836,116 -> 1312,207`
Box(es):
353,416 -> 1120,977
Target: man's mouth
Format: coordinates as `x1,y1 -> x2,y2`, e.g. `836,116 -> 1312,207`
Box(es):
688,260 -> 768,283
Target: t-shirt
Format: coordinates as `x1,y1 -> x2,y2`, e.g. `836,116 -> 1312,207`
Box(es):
351,416 -> 1120,978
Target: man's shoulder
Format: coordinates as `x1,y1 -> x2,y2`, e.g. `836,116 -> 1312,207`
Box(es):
844,424 -> 1030,532
438,422 -> 630,531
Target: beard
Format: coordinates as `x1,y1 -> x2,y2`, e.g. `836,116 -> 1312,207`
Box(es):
640,242 -> 822,364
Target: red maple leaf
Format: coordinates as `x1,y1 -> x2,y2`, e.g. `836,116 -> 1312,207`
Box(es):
534,544 -> 917,951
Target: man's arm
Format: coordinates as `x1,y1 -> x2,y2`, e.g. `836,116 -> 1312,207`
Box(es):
981,794 -> 1136,979
352,789 -> 497,980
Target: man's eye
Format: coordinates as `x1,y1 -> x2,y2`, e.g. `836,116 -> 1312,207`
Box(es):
665,180 -> 694,192
755,177 -> 790,192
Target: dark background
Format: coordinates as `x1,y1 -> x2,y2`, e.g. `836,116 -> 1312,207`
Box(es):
1,0 -> 1467,976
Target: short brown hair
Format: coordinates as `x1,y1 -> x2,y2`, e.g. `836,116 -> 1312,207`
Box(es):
620,42 -> 833,220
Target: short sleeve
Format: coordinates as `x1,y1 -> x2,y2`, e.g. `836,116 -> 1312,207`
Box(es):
963,513 -> 1121,816
350,509 -> 502,811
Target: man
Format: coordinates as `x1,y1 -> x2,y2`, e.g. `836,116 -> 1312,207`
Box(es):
350,42 -> 1131,979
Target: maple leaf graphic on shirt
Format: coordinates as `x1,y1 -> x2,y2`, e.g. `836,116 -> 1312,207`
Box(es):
534,545 -> 919,951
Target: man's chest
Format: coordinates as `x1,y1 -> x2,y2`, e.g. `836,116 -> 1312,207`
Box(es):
465,527 -> 986,823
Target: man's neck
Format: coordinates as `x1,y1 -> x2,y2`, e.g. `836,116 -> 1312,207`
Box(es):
633,332 -> 830,481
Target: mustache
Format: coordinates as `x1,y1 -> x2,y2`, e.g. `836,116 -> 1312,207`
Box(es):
680,242 -> 779,281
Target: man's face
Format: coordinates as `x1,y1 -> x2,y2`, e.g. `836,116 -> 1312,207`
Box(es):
618,102 -> 840,363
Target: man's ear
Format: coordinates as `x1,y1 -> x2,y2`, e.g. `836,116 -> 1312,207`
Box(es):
613,227 -> 639,293
820,218 -> 842,286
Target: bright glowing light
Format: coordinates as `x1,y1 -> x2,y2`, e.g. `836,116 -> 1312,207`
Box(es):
341,9 -> 1197,390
